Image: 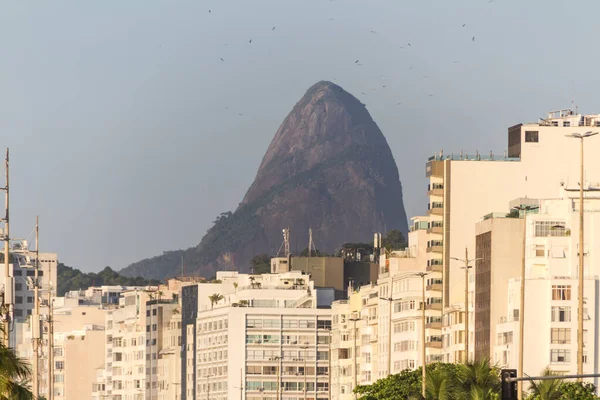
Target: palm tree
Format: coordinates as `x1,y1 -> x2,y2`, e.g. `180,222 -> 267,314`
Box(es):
456,359 -> 500,399
156,291 -> 163,300
426,367 -> 458,400
528,369 -> 563,400
0,326 -> 34,399
233,282 -> 238,293
208,293 -> 224,309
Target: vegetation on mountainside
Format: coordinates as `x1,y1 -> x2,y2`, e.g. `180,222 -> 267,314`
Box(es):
355,361 -> 599,400
57,263 -> 159,296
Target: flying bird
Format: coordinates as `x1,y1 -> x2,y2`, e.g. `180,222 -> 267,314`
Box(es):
272,26 -> 276,31
249,39 -> 252,44
209,9 -> 211,13
382,85 -> 387,88
355,60 -> 359,64
220,58 -> 224,62
361,92 -> 367,96
370,30 -> 376,34
472,36 -> 475,42
238,113 -> 244,116
462,24 -> 466,27
408,43 -> 411,47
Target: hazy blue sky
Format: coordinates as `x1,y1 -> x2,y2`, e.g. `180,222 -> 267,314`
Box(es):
1,1 -> 599,272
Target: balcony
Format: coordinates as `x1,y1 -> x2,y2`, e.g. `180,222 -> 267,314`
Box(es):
426,264 -> 442,273
427,208 -> 444,216
426,246 -> 443,254
425,341 -> 442,349
426,284 -> 443,292
427,226 -> 443,235
427,187 -> 444,197
425,322 -> 442,330
426,303 -> 442,311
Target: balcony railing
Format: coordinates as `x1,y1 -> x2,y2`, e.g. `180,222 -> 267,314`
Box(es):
425,322 -> 442,330
425,341 -> 442,349
426,264 -> 442,273
426,284 -> 443,292
426,303 -> 442,311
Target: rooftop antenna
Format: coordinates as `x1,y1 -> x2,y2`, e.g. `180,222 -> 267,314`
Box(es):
308,227 -> 317,257
277,228 -> 291,257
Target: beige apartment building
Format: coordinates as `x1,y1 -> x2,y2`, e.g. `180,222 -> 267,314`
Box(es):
425,109 -> 600,361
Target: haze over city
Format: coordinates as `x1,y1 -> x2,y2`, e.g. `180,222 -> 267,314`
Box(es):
2,0 -> 599,272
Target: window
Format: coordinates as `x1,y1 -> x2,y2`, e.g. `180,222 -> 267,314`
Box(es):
15,283 -> 22,291
550,349 -> 570,363
551,328 -> 571,344
54,374 -> 64,383
551,306 -> 571,322
55,361 -> 64,370
54,348 -> 63,357
535,245 -> 545,257
14,309 -> 22,317
15,296 -> 23,304
317,320 -> 331,329
13,270 -> 22,276
525,131 -> 539,142
552,285 -> 571,300
27,297 -> 33,303
26,270 -> 35,277
535,221 -> 566,237
563,121 -> 570,127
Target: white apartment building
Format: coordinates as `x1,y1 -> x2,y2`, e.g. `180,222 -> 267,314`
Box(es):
330,292 -> 363,400
426,109 -> 600,361
491,195 -> 600,387
98,286 -> 178,400
187,270 -> 333,400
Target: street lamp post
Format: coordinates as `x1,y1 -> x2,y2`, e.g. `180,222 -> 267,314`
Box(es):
566,131 -> 598,379
451,248 -> 482,363
415,272 -> 429,399
512,204 -> 538,400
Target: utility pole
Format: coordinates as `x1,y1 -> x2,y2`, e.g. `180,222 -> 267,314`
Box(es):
415,272 -> 429,399
451,248 -> 482,362
512,204 -> 538,400
349,316 -> 360,399
566,131 -> 598,379
32,217 -> 41,399
48,282 -> 54,400
1,148 -> 11,348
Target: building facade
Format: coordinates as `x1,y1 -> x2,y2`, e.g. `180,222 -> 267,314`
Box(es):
193,271 -> 333,400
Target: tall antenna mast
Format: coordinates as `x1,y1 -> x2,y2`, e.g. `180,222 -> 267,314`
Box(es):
308,228 -> 312,258
1,148 -> 11,348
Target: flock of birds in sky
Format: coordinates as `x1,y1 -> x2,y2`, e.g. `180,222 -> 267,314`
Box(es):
207,4 -> 486,117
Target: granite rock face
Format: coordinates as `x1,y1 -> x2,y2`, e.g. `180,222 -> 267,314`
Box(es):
120,81 -> 408,280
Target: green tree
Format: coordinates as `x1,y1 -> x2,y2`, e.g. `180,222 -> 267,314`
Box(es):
354,368 -> 422,399
526,369 -> 563,400
251,254 -> 271,274
456,359 -> 500,400
382,229 -> 407,251
208,293 -> 224,309
299,247 -> 328,257
426,366 -> 459,400
0,327 -> 33,399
